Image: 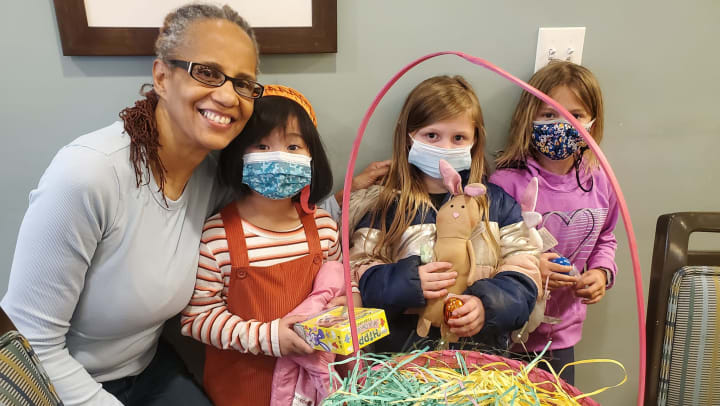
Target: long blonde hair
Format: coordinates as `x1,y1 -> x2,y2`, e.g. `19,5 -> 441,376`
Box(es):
495,61 -> 605,170
370,75 -> 496,262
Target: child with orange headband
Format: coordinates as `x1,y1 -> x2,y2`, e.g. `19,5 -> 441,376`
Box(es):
181,85 -> 354,405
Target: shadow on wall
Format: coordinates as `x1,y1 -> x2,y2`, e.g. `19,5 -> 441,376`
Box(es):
61,56 -> 155,77
258,53 -> 337,75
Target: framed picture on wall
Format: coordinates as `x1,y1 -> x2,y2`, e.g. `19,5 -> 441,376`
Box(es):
53,0 -> 336,56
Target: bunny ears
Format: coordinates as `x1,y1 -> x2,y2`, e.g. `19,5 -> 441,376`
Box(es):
438,160 -> 486,197
519,177 -> 542,228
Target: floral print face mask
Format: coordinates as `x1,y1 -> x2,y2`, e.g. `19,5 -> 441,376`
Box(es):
242,151 -> 312,200
531,119 -> 594,160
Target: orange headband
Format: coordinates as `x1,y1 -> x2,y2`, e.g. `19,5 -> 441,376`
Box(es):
262,84 -> 318,127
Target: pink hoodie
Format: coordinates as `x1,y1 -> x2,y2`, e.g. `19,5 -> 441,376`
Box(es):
270,261 -> 345,405
490,158 -> 618,351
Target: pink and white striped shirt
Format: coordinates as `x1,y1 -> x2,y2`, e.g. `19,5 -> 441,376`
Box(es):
180,208 -> 350,356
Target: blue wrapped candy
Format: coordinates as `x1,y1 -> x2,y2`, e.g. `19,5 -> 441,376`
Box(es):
550,256 -> 571,266
550,256 -> 572,275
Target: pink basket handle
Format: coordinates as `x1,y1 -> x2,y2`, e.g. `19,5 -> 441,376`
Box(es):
339,51 -> 645,406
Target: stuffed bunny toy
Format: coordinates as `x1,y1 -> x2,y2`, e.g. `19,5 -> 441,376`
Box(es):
511,177 -> 558,345
416,160 -> 486,342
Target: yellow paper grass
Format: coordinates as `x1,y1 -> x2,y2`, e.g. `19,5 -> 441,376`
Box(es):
323,344 -> 626,405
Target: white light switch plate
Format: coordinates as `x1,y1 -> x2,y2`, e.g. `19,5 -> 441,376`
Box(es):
534,27 -> 586,72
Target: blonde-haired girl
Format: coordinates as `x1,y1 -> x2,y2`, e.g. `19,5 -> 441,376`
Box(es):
350,75 -> 542,352
491,61 -> 619,385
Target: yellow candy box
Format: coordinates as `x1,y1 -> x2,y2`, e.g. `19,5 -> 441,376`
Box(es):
293,306 -> 389,355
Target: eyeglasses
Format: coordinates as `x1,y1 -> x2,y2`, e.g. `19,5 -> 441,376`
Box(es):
167,60 -> 264,99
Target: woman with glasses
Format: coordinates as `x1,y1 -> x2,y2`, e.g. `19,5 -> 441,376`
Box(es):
1,4 -> 260,405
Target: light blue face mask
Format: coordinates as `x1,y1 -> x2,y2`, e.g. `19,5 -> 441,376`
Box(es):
242,151 -> 312,200
407,137 -> 473,179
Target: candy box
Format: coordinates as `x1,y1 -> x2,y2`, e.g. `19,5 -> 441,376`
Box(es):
293,306 -> 389,355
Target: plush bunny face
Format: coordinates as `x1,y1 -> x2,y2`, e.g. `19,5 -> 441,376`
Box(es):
434,159 -> 485,239
435,194 -> 480,239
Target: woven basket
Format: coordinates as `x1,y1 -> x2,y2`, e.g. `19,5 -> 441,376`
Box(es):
388,350 -> 599,406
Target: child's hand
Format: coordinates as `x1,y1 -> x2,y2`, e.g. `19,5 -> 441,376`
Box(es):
574,268 -> 607,304
352,160 -> 391,191
278,315 -> 314,356
352,292 -> 363,308
446,295 -> 485,337
418,262 -> 456,300
334,160 -> 391,204
327,295 -> 346,308
539,253 -> 578,290
326,293 -> 363,308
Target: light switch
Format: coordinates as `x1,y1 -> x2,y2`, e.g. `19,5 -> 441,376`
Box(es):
534,27 -> 586,72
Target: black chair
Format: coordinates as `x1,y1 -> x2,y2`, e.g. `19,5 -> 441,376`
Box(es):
646,212 -> 720,405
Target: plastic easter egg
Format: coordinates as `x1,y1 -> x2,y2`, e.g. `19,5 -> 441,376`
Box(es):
550,256 -> 571,266
550,256 -> 572,275
443,297 -> 464,323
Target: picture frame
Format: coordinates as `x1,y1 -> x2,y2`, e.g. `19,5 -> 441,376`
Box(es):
53,0 -> 337,56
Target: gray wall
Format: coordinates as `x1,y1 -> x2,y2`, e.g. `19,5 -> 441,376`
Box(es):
2,0 -> 718,404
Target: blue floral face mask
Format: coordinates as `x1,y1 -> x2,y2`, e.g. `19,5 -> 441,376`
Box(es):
531,119 -> 594,160
242,151 -> 312,200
